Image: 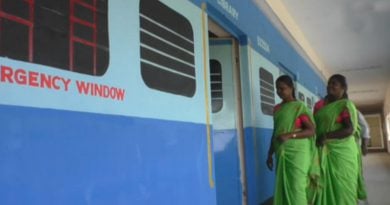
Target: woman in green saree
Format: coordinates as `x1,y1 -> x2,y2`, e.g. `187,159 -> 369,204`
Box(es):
266,75 -> 318,205
314,74 -> 367,205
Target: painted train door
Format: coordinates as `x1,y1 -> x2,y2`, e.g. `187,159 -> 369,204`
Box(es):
209,38 -> 247,205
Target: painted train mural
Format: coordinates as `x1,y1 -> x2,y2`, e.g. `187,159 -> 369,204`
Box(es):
0,0 -> 326,204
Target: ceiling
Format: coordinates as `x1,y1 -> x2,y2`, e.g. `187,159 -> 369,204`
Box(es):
254,0 -> 390,109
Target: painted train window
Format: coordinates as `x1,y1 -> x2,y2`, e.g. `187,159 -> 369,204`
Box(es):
259,67 -> 275,116
298,92 -> 305,102
139,0 -> 195,97
210,59 -> 223,113
306,97 -> 313,109
0,0 -> 109,76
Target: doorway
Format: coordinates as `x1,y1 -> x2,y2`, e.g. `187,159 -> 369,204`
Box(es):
208,19 -> 247,205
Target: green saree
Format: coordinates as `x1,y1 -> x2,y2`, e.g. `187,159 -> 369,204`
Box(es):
314,99 -> 367,205
272,101 -> 318,205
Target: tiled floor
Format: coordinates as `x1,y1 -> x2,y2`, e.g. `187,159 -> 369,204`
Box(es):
361,152 -> 390,205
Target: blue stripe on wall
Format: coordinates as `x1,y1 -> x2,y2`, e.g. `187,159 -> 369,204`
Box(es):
212,127 -> 275,205
244,127 -> 275,205
212,129 -> 242,205
0,105 -> 216,205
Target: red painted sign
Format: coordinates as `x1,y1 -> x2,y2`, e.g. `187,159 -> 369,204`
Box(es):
1,65 -> 125,101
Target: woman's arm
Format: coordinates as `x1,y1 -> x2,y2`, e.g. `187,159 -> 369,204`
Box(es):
278,115 -> 315,142
324,117 -> 354,139
323,111 -> 354,139
266,131 -> 275,171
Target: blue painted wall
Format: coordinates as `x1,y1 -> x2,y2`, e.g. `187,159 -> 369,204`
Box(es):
0,1 -> 328,205
0,105 -> 216,205
213,129 -> 242,205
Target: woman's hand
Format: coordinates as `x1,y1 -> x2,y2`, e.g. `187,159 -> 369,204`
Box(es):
266,155 -> 273,171
277,134 -> 291,143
